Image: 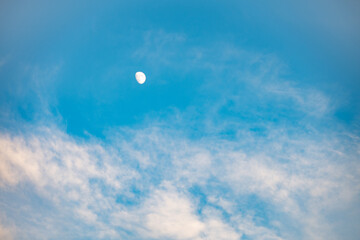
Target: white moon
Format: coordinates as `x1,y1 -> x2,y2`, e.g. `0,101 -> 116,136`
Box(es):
135,72 -> 146,84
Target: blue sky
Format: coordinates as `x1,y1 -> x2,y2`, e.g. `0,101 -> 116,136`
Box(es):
0,1 -> 360,239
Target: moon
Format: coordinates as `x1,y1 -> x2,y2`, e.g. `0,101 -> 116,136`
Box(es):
135,72 -> 146,84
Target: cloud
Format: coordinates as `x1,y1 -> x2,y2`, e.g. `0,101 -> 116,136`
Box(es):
202,218 -> 240,240
0,215 -> 15,240
110,183 -> 242,240
0,120 -> 359,239
0,127 -> 139,238
141,185 -> 205,239
264,81 -> 331,117
133,30 -> 186,69
236,214 -> 283,240
0,224 -> 13,240
132,31 -> 333,119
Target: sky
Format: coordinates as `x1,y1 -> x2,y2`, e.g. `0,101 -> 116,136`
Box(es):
0,0 -> 360,239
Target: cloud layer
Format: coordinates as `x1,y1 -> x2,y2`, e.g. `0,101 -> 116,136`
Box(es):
1,116 -> 359,239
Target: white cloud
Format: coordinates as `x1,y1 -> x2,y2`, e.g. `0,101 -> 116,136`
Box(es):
110,183 -> 207,239
0,215 -> 15,240
0,127 -> 138,238
110,184 -> 243,240
143,185 -> 205,239
0,224 -> 13,240
0,117 -> 359,239
202,218 -> 240,240
200,207 -> 241,240
264,81 -> 331,117
236,214 -> 283,240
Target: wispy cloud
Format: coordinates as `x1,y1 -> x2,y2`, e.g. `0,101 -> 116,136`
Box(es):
133,30 -> 187,73
0,213 -> 16,240
0,118 -> 359,239
132,31 -> 333,120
